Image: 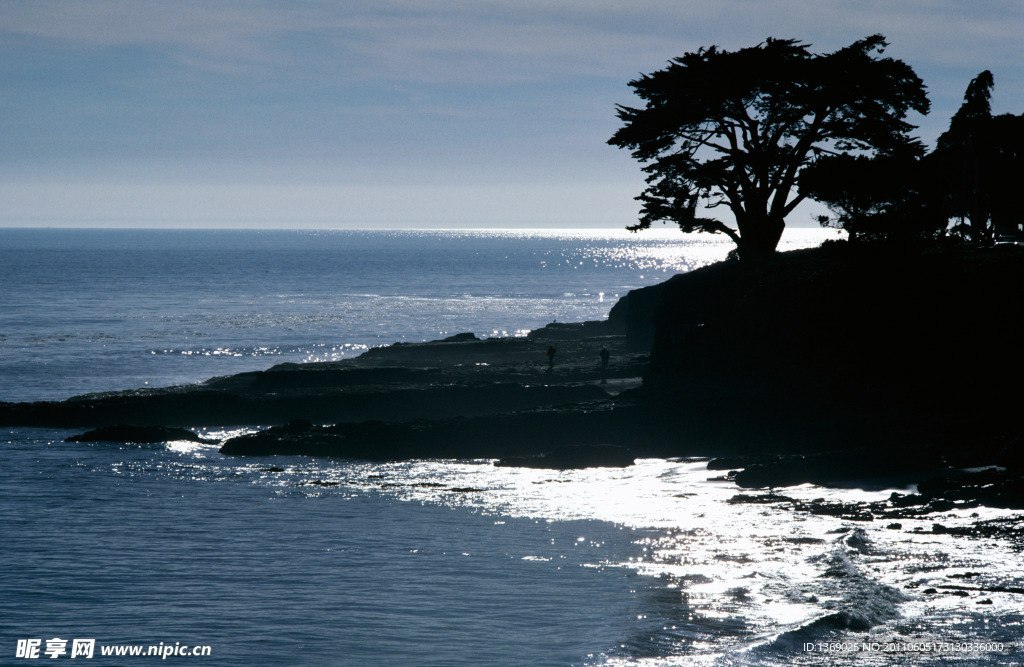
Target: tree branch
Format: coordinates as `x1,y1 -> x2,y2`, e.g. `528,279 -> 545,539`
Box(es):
770,110 -> 830,218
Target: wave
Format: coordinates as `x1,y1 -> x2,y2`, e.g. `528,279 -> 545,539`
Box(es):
756,528 -> 907,656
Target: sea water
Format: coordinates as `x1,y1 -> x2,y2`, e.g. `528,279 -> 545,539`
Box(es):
1,228 -> 1021,666
0,227 -> 761,402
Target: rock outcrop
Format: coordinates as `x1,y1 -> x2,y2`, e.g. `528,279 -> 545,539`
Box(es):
1,334 -> 646,428
8,242 -> 1024,495
65,424 -> 217,444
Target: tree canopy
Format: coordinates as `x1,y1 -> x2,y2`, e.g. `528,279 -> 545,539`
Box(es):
608,35 -> 930,259
799,145 -> 948,244
931,71 -> 1024,243
799,70 -> 1023,246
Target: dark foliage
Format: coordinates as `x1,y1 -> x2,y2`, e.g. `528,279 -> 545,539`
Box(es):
930,71 -> 1024,243
608,35 -> 929,259
799,148 -> 947,244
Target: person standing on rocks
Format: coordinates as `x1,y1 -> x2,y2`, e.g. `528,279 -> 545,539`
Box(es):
599,347 -> 610,370
546,345 -> 557,369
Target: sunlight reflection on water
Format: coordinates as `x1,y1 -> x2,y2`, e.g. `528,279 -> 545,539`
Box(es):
5,423 -> 1019,666
132,439 -> 1024,665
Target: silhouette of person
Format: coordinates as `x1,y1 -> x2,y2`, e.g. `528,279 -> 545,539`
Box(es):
599,347 -> 610,370
546,345 -> 557,369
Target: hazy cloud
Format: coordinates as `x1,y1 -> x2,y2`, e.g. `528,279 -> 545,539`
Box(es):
6,1 -> 1014,83
0,0 -> 1020,227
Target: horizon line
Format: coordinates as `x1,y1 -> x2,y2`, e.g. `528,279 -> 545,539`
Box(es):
0,223 -> 832,233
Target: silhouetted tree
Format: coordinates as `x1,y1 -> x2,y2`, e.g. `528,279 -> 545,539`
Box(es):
800,146 -> 946,243
987,112 -> 1024,238
608,35 -> 929,259
933,71 -> 996,242
930,72 -> 1024,243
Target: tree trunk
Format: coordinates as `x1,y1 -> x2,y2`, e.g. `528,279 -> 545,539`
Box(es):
736,214 -> 785,260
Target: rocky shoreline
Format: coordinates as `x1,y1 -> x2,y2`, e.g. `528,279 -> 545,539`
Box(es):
5,242 -> 1023,523
0,329 -> 644,428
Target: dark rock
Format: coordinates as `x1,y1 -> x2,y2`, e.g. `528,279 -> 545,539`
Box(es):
731,452 -> 870,489
605,279 -> 669,350
889,492 -> 928,507
219,404 -> 667,462
65,424 -> 217,444
1,328 -> 645,429
495,444 -> 635,470
802,501 -> 874,522
927,499 -> 956,513
441,332 -> 480,342
3,379 -> 614,429
646,244 -> 1024,387
995,435 -> 1024,470
917,468 -> 1024,510
707,455 -> 763,471
527,320 -> 623,340
727,493 -> 795,504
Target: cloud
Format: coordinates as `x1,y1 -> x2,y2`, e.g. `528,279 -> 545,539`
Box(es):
1,0 -> 1019,227
3,1 -> 1018,90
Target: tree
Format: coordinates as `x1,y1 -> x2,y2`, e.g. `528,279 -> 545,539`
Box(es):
934,71 -> 994,242
799,146 -> 947,243
608,35 -> 930,259
932,71 -> 1024,243
987,112 -> 1024,239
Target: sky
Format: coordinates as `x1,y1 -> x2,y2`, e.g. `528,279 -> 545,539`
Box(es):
0,1 -> 1021,229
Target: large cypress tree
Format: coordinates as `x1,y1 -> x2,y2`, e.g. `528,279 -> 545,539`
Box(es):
608,35 -> 929,259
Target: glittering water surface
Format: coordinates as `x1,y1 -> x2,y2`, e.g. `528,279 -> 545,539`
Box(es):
2,229 -> 1021,665
3,430 -> 1021,666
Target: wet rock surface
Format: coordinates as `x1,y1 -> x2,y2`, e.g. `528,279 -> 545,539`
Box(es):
726,468 -> 1024,545
65,424 -> 218,445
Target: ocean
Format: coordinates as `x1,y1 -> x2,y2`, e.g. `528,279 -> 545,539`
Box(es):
1,228 -> 1021,666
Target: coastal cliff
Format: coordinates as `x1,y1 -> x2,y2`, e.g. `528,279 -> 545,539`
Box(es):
6,242 -> 1024,505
